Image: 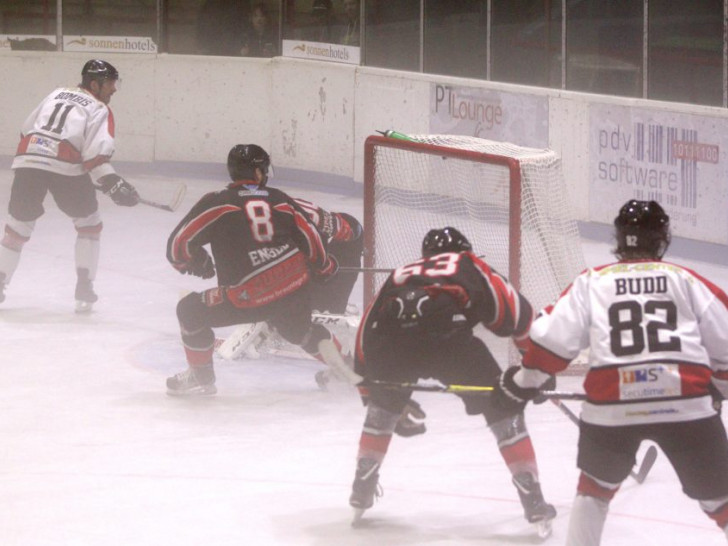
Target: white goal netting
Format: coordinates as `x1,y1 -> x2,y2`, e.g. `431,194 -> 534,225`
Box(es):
364,134 -> 586,368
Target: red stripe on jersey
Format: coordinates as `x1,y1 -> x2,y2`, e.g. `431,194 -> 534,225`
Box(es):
16,135 -> 29,155
583,363 -> 712,402
225,253 -> 309,308
107,107 -> 115,137
680,365 -> 712,395
714,370 -> 728,381
275,202 -> 327,268
172,205 -> 240,263
522,340 -> 571,375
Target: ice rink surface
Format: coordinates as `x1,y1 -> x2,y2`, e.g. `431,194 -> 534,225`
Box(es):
1,168 -> 727,545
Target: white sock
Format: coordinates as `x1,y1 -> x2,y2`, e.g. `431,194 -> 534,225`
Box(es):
566,494 -> 609,546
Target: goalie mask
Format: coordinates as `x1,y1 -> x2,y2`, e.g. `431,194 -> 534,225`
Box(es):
422,227 -> 472,258
614,199 -> 671,260
227,144 -> 272,187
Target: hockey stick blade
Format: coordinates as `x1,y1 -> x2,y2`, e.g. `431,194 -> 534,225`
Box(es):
138,183 -> 187,212
366,380 -> 586,400
633,445 -> 658,484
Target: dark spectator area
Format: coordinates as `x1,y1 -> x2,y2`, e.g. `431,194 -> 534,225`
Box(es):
1,0 -> 724,107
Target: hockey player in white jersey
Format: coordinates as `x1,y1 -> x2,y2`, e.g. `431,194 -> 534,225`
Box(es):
493,199 -> 728,545
0,59 -> 139,312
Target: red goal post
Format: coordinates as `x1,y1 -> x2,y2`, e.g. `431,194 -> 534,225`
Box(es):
363,133 -> 586,368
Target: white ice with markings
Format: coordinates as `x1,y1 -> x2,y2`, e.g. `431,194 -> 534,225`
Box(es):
0,169 -> 726,545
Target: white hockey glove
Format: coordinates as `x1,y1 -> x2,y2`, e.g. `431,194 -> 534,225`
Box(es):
96,174 -> 139,207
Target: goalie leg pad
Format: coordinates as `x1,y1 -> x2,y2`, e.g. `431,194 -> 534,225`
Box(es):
216,322 -> 267,360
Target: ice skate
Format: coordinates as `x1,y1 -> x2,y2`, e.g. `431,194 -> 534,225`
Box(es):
74,269 -> 98,314
74,279 -> 98,313
349,458 -> 382,525
166,365 -> 217,396
512,472 -> 557,539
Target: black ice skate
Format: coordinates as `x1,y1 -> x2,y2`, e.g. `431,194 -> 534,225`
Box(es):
512,472 -> 557,539
166,365 -> 217,396
349,457 -> 382,525
75,268 -> 98,313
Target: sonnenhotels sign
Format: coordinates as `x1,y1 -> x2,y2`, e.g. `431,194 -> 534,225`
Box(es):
0,34 -> 157,53
282,40 -> 360,65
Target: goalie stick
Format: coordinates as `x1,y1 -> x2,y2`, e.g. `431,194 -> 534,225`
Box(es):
365,379 -> 587,400
550,398 -> 658,484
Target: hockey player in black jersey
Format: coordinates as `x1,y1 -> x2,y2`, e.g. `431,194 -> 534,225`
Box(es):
165,144 -> 359,395
348,227 -> 556,535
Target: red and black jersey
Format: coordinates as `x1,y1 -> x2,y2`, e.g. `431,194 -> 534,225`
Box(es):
292,197 -> 361,243
355,250 -> 533,365
167,181 -> 333,306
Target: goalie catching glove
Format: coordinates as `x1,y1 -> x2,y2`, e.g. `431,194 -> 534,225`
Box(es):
176,249 -> 215,279
493,366 -> 556,414
96,174 -> 140,207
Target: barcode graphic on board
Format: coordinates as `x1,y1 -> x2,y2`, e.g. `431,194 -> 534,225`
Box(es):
632,123 -> 715,209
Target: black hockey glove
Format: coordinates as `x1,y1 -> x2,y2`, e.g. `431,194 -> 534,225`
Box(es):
97,174 -> 140,207
492,366 -> 546,415
532,374 -> 557,405
182,249 -> 216,279
394,399 -> 427,437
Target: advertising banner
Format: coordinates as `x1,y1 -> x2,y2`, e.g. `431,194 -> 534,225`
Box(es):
1,35 -> 157,53
590,103 -> 728,244
429,83 -> 549,148
282,40 -> 359,65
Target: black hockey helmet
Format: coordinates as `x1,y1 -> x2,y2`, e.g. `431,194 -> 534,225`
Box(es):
422,227 -> 472,258
227,144 -> 271,186
81,59 -> 119,88
614,199 -> 671,260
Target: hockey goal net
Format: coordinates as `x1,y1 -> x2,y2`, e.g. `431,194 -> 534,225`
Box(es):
363,134 -> 587,370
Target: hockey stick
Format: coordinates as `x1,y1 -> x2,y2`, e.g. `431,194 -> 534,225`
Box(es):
339,266 -> 394,273
365,379 -> 586,400
550,398 -> 658,484
137,183 -> 187,212
95,182 -> 187,212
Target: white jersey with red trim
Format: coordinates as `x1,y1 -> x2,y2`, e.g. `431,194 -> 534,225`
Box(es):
12,86 -> 117,182
523,259 -> 728,426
